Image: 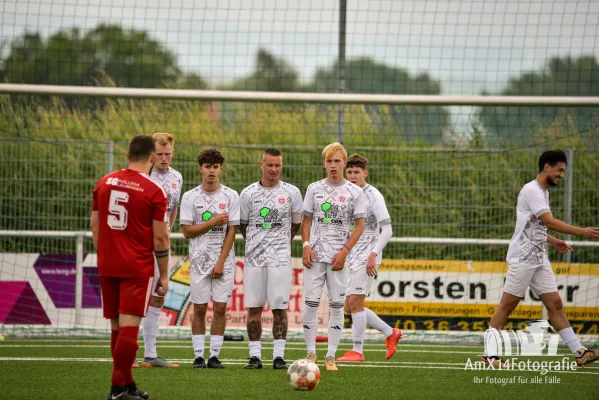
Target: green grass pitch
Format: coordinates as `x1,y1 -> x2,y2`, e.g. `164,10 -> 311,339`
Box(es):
0,339 -> 597,399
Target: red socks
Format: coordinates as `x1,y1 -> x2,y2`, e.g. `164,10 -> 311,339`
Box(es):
110,330 -> 119,357
111,326 -> 139,387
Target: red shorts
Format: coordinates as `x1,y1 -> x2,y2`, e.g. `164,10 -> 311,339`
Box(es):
100,276 -> 152,319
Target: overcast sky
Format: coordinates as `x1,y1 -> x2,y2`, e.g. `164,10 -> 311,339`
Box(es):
1,0 -> 598,95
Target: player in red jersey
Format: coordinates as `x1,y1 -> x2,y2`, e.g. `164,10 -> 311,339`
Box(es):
91,135 -> 170,400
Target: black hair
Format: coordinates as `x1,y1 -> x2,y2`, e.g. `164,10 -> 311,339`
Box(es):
197,148 -> 225,166
538,150 -> 567,173
128,135 -> 155,162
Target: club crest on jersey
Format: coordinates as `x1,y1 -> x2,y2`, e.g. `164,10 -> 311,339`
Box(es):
219,203 -> 226,210
172,183 -> 177,189
279,197 -> 285,204
339,195 -> 346,202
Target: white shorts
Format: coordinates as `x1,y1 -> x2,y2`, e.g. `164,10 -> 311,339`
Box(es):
151,255 -> 171,297
348,262 -> 380,296
190,271 -> 234,304
304,262 -> 349,303
503,261 -> 558,297
244,266 -> 292,310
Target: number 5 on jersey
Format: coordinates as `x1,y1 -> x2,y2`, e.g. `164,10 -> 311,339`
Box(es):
108,190 -> 129,230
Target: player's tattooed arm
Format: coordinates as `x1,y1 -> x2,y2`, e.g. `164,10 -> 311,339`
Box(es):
291,223 -> 301,240
272,310 -> 288,340
239,223 -> 248,240
247,319 -> 262,341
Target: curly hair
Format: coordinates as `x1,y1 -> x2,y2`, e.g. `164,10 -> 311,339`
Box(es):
197,148 -> 225,166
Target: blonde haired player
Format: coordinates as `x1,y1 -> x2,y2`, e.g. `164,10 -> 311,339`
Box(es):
337,154 -> 402,363
302,142 -> 365,371
136,133 -> 183,368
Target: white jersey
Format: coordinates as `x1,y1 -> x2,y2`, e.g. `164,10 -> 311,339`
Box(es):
303,179 -> 365,264
150,167 -> 183,231
348,184 -> 391,266
506,180 -> 550,265
180,184 -> 240,275
240,181 -> 303,268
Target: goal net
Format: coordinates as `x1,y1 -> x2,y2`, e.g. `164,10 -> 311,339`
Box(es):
1,0 -> 598,346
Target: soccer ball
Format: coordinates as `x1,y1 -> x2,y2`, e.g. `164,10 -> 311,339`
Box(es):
287,359 -> 320,391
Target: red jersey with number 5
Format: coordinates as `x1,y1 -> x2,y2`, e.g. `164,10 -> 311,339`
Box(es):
92,169 -> 168,278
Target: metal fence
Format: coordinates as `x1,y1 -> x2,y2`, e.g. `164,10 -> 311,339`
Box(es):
1,138 -> 598,262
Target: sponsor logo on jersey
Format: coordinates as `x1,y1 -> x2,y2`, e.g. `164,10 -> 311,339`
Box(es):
201,211 -> 225,232
318,202 -> 343,224
255,207 -> 282,229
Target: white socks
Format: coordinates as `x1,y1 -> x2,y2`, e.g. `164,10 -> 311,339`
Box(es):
303,303 -> 319,353
326,304 -> 344,358
365,307 -> 393,338
193,334 -> 225,359
351,311 -> 366,354
249,340 -> 285,360
273,339 -> 286,360
484,327 -> 501,357
210,335 -> 224,358
142,306 -> 161,358
192,334 -> 205,358
558,327 -> 586,357
249,341 -> 261,359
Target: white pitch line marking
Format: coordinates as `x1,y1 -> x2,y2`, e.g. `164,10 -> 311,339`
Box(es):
0,357 -> 597,375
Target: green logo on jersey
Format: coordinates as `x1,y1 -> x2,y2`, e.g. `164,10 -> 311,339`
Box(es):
202,211 -> 213,231
349,225 -> 355,231
321,202 -> 332,223
260,207 -> 272,228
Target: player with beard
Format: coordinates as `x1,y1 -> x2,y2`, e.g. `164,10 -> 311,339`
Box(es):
482,150 -> 599,367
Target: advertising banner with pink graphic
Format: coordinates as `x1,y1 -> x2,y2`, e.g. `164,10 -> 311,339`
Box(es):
0,254 -> 329,331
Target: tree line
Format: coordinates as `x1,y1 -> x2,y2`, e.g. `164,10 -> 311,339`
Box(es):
1,24 -> 598,145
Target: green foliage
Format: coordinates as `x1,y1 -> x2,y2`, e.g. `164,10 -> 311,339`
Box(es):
0,97 -> 597,262
478,56 -> 599,146
307,58 -> 451,144
1,25 -> 183,88
225,48 -> 301,92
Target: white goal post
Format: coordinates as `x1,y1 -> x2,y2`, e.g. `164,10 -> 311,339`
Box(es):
2,83 -> 599,106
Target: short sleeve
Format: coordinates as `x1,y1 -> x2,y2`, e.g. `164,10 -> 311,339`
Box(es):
292,187 -> 303,224
353,189 -> 365,219
228,191 -> 241,227
239,187 -> 250,225
372,190 -> 391,227
180,192 -> 194,225
174,173 -> 183,206
524,186 -> 550,217
153,188 -> 168,222
303,184 -> 314,218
